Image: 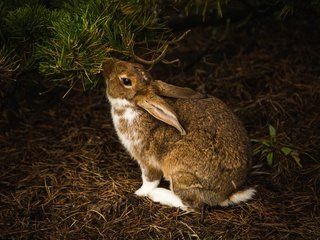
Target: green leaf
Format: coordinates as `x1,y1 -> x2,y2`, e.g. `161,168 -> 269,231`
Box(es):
266,152 -> 274,166
269,124 -> 276,138
291,151 -> 302,168
261,140 -> 271,147
281,147 -> 292,156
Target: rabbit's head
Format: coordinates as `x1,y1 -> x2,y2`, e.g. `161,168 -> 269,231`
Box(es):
102,59 -> 204,135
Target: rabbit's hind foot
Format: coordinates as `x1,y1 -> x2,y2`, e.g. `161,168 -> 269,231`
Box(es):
148,188 -> 188,210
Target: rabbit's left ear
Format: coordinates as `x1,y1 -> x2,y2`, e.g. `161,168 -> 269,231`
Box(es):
135,95 -> 186,135
102,58 -> 117,78
153,80 -> 205,99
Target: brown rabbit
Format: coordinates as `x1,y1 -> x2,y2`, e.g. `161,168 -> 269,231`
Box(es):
102,59 -> 255,211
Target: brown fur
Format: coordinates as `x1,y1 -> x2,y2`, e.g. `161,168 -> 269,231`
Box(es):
103,60 -> 252,210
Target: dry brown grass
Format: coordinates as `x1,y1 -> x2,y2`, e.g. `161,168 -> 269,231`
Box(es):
1,17 -> 319,239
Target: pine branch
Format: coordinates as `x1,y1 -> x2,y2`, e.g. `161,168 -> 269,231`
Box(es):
36,10 -> 108,89
4,4 -> 54,70
36,0 -> 172,90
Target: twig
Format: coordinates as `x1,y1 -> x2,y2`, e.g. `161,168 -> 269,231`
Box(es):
129,30 -> 191,65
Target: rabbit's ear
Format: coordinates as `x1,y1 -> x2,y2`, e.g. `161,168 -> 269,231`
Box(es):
136,95 -> 186,135
102,58 -> 117,78
153,80 -> 205,99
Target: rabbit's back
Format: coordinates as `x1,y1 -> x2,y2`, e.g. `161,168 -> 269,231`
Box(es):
173,97 -> 250,163
159,97 -> 251,205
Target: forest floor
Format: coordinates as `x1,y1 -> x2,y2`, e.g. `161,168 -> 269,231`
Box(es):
1,15 -> 319,239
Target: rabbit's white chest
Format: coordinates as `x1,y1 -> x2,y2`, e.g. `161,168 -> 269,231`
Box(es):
109,97 -> 142,154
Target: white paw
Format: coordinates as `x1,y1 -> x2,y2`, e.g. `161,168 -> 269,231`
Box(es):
148,188 -> 187,209
134,179 -> 160,197
134,186 -> 150,196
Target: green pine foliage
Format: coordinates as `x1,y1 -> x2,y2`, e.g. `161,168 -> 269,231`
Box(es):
36,0 -> 168,89
4,4 -> 53,70
0,47 -> 20,97
0,0 -> 171,91
36,10 -> 107,89
0,47 -> 19,80
0,0 -> 46,46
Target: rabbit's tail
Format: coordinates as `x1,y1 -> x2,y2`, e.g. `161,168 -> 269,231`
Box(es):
219,188 -> 256,207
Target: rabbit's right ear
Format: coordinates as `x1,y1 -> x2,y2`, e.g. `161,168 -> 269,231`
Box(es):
102,58 -> 117,78
135,94 -> 186,135
153,80 -> 205,99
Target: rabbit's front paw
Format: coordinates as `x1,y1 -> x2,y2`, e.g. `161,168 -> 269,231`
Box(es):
148,188 -> 187,210
134,187 -> 150,196
135,179 -> 160,196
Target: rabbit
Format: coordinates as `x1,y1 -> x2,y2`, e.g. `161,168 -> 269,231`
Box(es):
102,59 -> 255,211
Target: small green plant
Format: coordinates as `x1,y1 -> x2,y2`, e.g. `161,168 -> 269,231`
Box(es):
252,124 -> 302,167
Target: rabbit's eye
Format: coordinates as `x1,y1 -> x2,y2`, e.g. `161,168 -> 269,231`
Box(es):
120,77 -> 132,87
